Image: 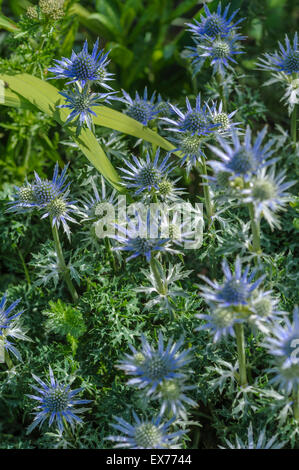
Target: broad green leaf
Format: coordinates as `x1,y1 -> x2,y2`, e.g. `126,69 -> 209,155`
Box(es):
93,106 -> 175,153
0,73 -> 123,191
0,12 -> 20,32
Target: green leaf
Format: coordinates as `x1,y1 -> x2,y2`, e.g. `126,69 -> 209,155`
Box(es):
93,106 -> 175,153
0,73 -> 123,191
0,12 -> 20,32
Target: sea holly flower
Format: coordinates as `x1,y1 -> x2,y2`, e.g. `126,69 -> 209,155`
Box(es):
257,33 -> 299,75
119,148 -> 174,196
221,423 -> 285,449
188,33 -> 245,76
58,85 -> 117,136
27,366 -> 91,434
241,167 -> 295,229
264,307 -> 299,371
0,294 -> 30,362
206,100 -> 241,136
170,133 -> 206,171
155,94 -> 176,119
199,257 -> 265,310
117,332 -> 192,394
8,163 -> 78,238
107,411 -> 185,449
6,182 -> 35,213
163,94 -> 219,137
48,38 -> 113,89
121,87 -> 158,126
113,209 -> 176,262
186,2 -> 244,40
196,306 -> 243,342
208,126 -> 276,182
81,176 -> 117,221
153,379 -> 197,420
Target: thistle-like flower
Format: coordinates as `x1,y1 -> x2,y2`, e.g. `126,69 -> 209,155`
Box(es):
163,94 -> 219,137
117,332 -> 192,394
186,2 -> 244,40
257,33 -> 299,75
0,294 -> 30,362
119,148 -> 174,196
27,366 -> 91,433
241,167 -> 294,229
199,257 -> 265,309
171,133 -> 205,171
152,379 -> 197,420
113,209 -> 175,262
206,100 -> 241,136
81,176 -> 117,221
188,33 -> 245,76
121,87 -> 158,126
58,85 -> 117,136
107,412 -> 185,449
264,307 -> 299,379
221,423 -> 285,449
208,126 -> 275,182
48,38 -> 113,89
8,163 -> 78,238
196,306 -> 242,342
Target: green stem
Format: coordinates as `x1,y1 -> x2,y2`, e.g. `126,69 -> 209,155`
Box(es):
248,203 -> 261,255
293,390 -> 299,422
216,72 -> 227,113
5,350 -> 13,369
200,160 -> 214,228
234,323 -> 248,387
51,222 -> 79,303
105,237 -> 117,273
149,257 -> 165,295
291,105 -> 297,147
16,246 -> 31,285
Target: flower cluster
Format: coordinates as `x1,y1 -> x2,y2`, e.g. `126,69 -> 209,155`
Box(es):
0,294 -> 30,363
8,163 -> 77,238
195,257 -> 281,342
49,39 -> 117,135
186,2 -> 246,76
116,332 -> 195,420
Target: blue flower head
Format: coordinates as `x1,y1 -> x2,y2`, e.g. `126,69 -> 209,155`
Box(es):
196,306 -> 243,342
163,94 -> 219,137
121,87 -> 158,126
257,33 -> 299,75
58,84 -> 117,136
186,2 -> 244,40
241,167 -> 295,229
188,33 -> 245,76
117,332 -> 192,394
208,126 -> 276,182
200,257 -> 265,309
113,208 -> 175,262
0,294 -> 27,361
153,379 -> 197,419
107,411 -> 185,449
48,38 -> 113,88
264,308 -> 299,395
8,163 -> 78,238
119,148 -> 174,196
27,366 -> 92,433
